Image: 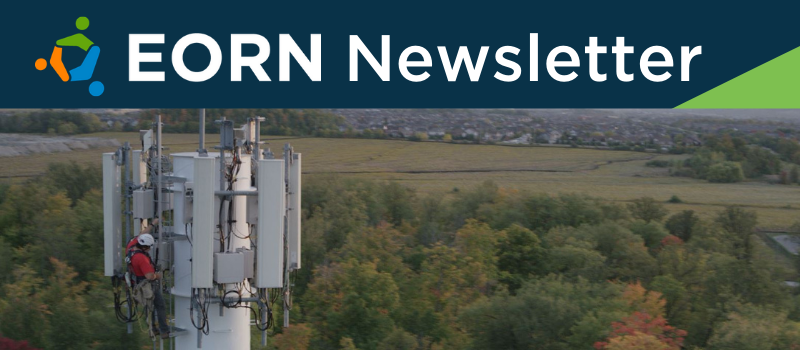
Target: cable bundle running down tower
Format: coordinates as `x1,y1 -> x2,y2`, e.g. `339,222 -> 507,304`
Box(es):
103,113 -> 302,350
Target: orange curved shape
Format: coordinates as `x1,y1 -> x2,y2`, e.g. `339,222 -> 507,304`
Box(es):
49,46 -> 69,82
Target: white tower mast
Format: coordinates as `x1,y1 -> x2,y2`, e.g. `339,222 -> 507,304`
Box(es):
104,111 -> 302,350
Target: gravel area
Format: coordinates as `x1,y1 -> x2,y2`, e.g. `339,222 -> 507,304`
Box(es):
773,234 -> 800,256
0,134 -> 120,157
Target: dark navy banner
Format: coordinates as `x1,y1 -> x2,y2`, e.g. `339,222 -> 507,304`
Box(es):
3,0 -> 798,108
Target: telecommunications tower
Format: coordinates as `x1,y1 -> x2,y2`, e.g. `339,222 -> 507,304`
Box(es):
103,111 -> 301,350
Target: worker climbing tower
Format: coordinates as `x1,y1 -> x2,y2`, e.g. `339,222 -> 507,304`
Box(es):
103,110 -> 301,350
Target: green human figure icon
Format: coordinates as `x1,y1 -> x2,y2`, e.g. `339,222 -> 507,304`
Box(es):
56,16 -> 94,51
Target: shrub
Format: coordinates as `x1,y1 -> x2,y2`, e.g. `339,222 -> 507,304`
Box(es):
646,160 -> 670,168
706,162 -> 744,183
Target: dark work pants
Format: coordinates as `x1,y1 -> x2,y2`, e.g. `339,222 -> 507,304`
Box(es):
152,280 -> 170,334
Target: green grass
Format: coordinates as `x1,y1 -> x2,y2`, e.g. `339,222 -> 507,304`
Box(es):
290,138 -> 653,173
3,132 -> 799,228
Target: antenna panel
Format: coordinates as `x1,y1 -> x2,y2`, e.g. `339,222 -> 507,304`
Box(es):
288,153 -> 302,269
183,182 -> 194,224
132,150 -> 147,185
192,157 -> 215,288
103,153 -> 122,276
140,130 -> 153,151
255,159 -> 284,288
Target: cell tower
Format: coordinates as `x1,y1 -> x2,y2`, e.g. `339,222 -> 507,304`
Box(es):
103,111 -> 301,350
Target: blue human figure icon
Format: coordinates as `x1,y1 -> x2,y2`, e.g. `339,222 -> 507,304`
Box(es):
69,46 -> 100,81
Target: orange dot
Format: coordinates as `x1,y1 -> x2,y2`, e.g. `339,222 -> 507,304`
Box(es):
35,58 -> 47,70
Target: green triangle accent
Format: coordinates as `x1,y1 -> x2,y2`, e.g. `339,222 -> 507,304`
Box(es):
676,46 -> 800,108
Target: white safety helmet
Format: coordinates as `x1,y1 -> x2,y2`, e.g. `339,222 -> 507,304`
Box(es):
137,233 -> 155,247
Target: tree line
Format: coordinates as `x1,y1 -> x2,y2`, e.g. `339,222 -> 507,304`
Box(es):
2,165 -> 800,349
0,111 -> 105,135
648,133 -> 800,184
138,109 -> 356,137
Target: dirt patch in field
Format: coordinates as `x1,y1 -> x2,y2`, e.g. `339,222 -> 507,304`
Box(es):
0,134 -> 120,157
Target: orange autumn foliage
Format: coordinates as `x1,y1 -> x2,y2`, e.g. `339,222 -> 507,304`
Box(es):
594,311 -> 686,350
595,283 -> 686,350
622,281 -> 666,317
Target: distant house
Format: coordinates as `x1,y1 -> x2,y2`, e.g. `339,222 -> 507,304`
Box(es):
502,133 -> 531,145
427,129 -> 445,137
535,130 -> 562,144
385,127 -> 404,138
548,131 -> 562,144
684,135 -> 703,146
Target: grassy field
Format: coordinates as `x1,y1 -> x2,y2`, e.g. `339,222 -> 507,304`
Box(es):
2,132 -> 799,228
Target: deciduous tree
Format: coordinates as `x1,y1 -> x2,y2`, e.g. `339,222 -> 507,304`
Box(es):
627,197 -> 668,223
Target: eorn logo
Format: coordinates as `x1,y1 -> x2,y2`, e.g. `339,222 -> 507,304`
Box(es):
129,34 -> 322,82
35,17 -> 104,96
